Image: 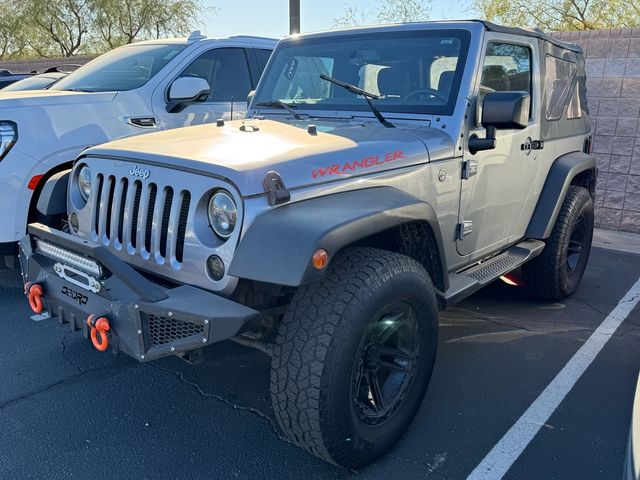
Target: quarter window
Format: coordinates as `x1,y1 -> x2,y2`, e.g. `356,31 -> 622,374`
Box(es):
544,55 -> 578,120
178,48 -> 253,103
480,42 -> 532,116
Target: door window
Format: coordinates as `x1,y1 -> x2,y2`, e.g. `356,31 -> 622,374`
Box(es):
177,48 -> 252,103
479,42 -> 532,116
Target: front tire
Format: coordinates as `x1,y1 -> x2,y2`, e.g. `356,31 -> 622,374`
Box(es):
270,248 -> 438,468
523,185 -> 594,300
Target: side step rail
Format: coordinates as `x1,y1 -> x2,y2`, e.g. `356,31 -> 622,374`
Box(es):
442,239 -> 545,307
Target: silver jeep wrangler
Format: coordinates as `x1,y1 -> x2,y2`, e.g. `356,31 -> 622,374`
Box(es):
20,21 -> 595,468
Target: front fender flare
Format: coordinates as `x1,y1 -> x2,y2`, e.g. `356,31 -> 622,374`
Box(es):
526,151 -> 596,239
228,187 -> 447,288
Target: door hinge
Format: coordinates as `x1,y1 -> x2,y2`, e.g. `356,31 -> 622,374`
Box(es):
462,160 -> 478,179
456,221 -> 473,241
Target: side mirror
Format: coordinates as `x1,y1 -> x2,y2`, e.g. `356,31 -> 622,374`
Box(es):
469,91 -> 530,155
247,90 -> 256,108
166,77 -> 210,113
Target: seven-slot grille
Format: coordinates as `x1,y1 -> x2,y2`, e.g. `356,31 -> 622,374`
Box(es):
91,174 -> 191,266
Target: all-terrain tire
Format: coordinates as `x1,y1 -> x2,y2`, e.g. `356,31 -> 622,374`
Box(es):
270,247 -> 438,468
523,185 -> 594,300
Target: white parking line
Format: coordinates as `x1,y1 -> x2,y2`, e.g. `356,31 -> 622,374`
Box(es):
468,278 -> 640,480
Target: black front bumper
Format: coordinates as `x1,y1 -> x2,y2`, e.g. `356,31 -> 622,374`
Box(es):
20,223 -> 259,362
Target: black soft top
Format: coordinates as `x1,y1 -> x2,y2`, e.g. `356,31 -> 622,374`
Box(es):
476,20 -> 583,54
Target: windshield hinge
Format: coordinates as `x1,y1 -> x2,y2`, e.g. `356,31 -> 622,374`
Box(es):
462,160 -> 478,180
263,171 -> 290,206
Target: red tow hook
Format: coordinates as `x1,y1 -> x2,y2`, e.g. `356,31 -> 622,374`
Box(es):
25,283 -> 44,314
87,315 -> 111,352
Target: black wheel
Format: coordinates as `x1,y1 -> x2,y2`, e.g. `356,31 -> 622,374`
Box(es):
523,185 -> 594,300
270,247 -> 438,468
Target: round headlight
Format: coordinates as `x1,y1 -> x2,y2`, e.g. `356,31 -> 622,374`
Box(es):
78,165 -> 92,201
207,191 -> 237,239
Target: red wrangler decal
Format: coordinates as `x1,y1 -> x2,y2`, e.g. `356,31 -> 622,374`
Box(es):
311,150 -> 406,179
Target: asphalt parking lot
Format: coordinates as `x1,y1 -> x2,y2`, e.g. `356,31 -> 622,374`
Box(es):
1,243 -> 639,480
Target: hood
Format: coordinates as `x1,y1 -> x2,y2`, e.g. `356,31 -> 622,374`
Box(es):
0,89 -> 117,109
85,118 -> 456,196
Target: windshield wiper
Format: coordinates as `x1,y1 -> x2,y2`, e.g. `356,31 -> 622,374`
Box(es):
256,100 -> 307,120
319,74 -> 394,128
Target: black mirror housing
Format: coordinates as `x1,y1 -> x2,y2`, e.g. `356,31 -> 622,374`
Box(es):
481,91 -> 529,130
469,91 -> 530,154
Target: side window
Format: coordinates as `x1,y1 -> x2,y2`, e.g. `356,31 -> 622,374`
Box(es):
177,48 -> 252,103
480,42 -> 532,116
255,49 -> 273,71
544,55 -> 579,120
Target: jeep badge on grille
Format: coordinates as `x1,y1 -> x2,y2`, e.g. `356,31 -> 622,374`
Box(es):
130,166 -> 150,179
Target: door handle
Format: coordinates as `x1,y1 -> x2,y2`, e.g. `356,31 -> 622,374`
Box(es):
521,139 -> 544,152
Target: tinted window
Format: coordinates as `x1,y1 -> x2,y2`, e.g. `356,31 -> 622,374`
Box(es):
254,30 -> 471,116
480,43 -> 531,115
544,55 -> 578,120
53,44 -> 186,92
255,49 -> 272,71
178,48 -> 252,102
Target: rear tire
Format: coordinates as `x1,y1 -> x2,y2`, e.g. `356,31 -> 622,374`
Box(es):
523,185 -> 594,300
270,247 -> 438,468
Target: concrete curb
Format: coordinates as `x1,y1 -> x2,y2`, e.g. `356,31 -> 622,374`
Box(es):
593,228 -> 640,255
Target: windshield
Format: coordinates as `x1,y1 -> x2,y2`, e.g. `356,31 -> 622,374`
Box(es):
254,29 -> 470,116
2,75 -> 62,91
52,44 -> 186,93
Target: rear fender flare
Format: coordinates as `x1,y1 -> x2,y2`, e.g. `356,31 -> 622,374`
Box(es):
526,152 -> 596,239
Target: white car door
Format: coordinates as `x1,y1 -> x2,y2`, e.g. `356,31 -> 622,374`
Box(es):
154,47 -> 253,130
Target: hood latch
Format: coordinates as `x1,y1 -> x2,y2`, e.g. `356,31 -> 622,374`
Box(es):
263,171 -> 290,206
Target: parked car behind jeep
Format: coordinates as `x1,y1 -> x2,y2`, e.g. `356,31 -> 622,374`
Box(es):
20,20 -> 594,468
0,32 -> 275,266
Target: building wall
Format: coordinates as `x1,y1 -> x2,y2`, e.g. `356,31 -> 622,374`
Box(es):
552,28 -> 640,233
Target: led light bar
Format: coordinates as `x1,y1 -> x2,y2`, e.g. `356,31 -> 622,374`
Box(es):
35,239 -> 102,277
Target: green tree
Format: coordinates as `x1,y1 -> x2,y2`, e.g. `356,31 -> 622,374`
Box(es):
473,0 -> 638,31
26,0 -> 95,57
0,3 -> 26,59
376,0 -> 431,23
333,0 -> 431,28
95,0 -> 209,48
332,3 -> 367,28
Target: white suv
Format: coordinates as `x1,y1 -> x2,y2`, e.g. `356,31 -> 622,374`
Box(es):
0,32 -> 276,265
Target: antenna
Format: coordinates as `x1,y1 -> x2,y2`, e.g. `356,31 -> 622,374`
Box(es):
187,31 -> 207,44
